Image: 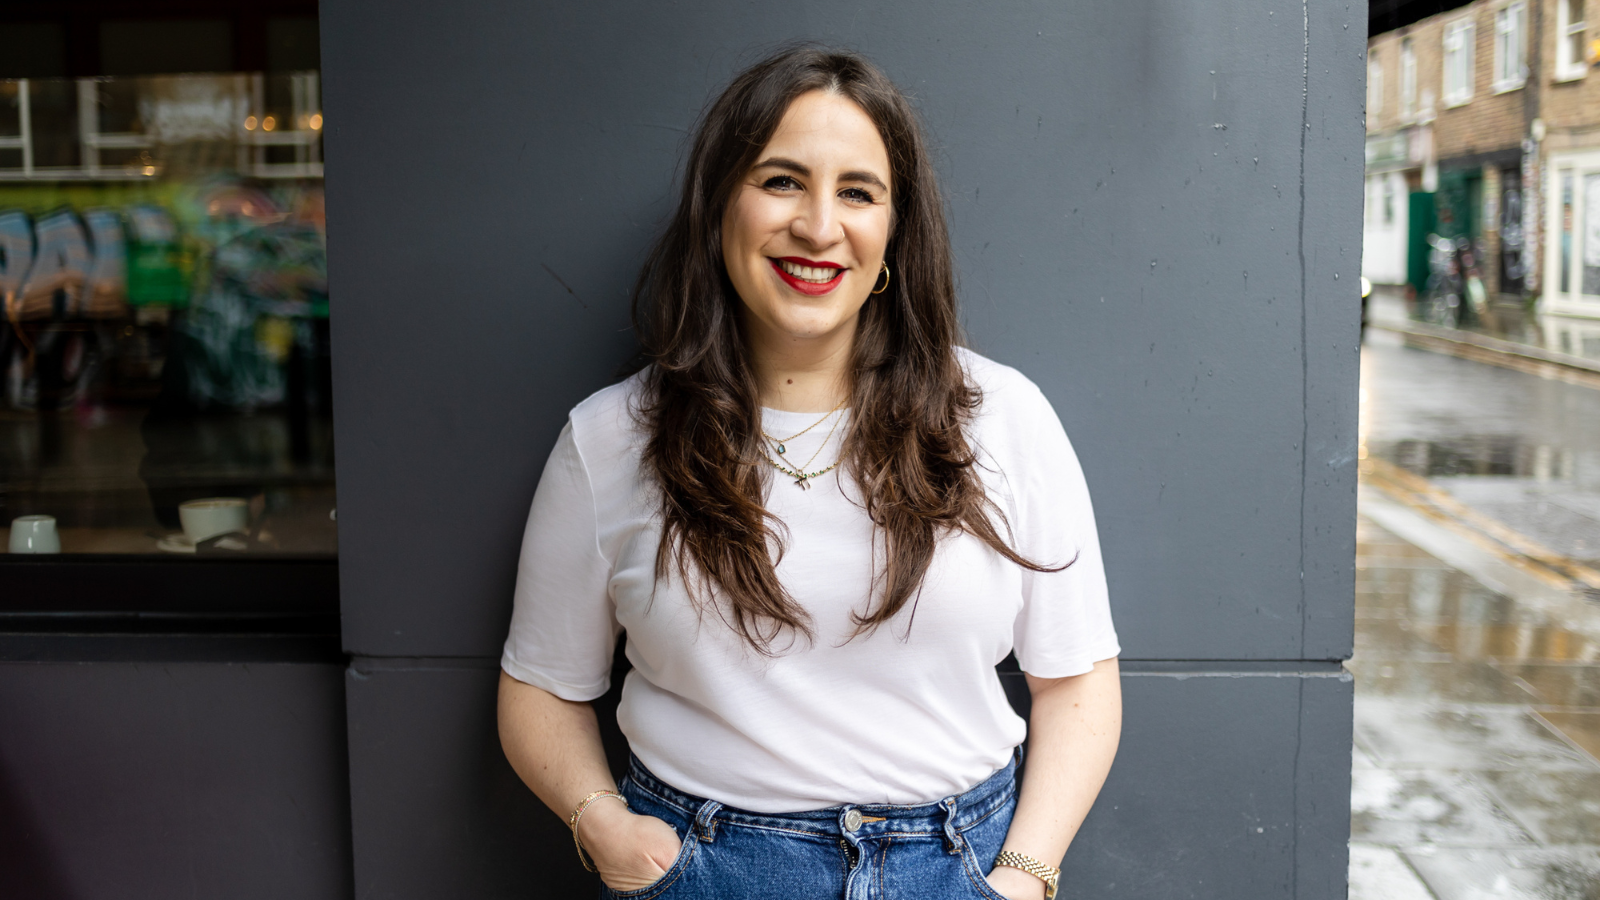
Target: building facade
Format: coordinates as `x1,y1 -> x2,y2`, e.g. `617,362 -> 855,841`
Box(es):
1365,0 -> 1600,349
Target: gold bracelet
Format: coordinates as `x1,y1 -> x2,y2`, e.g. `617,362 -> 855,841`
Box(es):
994,850 -> 1060,900
569,789 -> 629,872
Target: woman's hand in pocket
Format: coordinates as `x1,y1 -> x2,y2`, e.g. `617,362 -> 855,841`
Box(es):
985,865 -> 1047,900
579,800 -> 685,892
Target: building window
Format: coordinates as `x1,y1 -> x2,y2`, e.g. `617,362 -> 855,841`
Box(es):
1383,176 -> 1397,225
1585,173 -> 1600,295
1368,49 -> 1383,121
1494,2 -> 1527,91
1562,170 -> 1574,293
1443,19 -> 1476,106
1401,38 -> 1417,119
1557,0 -> 1589,80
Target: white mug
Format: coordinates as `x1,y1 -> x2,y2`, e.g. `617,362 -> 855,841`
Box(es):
178,498 -> 250,544
9,515 -> 61,553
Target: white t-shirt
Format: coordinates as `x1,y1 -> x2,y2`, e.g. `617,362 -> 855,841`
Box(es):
501,349 -> 1119,813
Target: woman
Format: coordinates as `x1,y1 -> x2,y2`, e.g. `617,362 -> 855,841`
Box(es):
498,46 -> 1120,900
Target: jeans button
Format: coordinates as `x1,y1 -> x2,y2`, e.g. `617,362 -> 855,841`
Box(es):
843,808 -> 863,832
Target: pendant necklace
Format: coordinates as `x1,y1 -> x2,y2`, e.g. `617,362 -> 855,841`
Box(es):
759,399 -> 847,490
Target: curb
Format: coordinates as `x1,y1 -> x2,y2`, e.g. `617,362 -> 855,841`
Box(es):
1371,320 -> 1600,390
1359,455 -> 1600,594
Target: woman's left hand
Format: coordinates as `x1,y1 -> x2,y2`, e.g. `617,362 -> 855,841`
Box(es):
985,865 -> 1047,900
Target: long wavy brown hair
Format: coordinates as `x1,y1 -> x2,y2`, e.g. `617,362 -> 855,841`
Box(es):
633,45 -> 1062,653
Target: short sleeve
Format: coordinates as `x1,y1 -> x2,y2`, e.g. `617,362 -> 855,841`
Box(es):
1008,385 -> 1120,678
500,421 -> 621,700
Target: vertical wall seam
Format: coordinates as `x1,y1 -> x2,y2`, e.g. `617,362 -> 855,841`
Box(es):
1296,0 -> 1312,663
1293,1 -> 1311,896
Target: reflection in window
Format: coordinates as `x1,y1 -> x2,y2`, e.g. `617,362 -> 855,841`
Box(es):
1585,173 -> 1600,295
1562,170 -> 1574,294
0,73 -> 333,556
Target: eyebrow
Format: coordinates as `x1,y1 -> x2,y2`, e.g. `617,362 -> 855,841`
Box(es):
752,156 -> 889,193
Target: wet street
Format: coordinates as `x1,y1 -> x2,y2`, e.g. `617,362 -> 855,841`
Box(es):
1349,329 -> 1600,899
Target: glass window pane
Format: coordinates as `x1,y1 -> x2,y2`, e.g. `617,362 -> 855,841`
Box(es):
1,73 -> 333,557
1563,171 -> 1574,294
1584,173 -> 1600,296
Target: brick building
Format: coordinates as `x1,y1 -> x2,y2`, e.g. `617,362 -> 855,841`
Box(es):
1364,0 -> 1600,347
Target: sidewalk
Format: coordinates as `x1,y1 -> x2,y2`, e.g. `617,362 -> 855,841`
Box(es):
1352,322 -> 1600,898
1348,500 -> 1600,900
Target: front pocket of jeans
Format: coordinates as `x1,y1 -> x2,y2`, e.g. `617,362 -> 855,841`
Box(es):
958,841 -> 1013,900
605,830 -> 697,900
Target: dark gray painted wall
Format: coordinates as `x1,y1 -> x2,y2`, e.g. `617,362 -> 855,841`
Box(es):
325,0 -> 1362,663
0,660 -> 353,900
322,0 -> 1363,896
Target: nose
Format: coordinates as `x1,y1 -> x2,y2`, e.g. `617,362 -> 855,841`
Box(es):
789,190 -> 838,250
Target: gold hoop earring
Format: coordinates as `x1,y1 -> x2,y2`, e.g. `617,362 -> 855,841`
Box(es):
871,261 -> 891,295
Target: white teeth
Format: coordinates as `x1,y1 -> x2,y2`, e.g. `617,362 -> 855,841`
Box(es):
777,259 -> 841,283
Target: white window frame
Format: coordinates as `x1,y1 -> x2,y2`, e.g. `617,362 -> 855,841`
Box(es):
1557,0 -> 1589,81
1494,2 -> 1528,92
1368,49 -> 1384,121
1443,18 -> 1476,106
1400,37 -> 1418,120
1542,149 -> 1600,318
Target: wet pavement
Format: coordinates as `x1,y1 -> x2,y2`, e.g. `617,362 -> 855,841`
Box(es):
1351,332 -> 1600,898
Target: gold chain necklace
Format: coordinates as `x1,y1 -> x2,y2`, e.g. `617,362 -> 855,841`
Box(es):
760,397 -> 847,456
760,403 -> 847,490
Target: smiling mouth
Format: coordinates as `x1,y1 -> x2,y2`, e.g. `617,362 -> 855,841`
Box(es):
775,259 -> 843,283
769,257 -> 846,295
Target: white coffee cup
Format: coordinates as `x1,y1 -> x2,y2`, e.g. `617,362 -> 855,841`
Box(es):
178,498 -> 250,544
9,515 -> 61,553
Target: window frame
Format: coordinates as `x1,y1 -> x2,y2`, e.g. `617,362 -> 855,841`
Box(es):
1443,17 -> 1477,107
1368,48 -> 1384,121
1493,2 -> 1528,92
1400,37 -> 1418,120
1557,0 -> 1589,81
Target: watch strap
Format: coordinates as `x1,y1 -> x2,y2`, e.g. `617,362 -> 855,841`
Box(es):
994,849 -> 1060,900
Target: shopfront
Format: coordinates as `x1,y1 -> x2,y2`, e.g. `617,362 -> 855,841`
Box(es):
0,6 -> 350,898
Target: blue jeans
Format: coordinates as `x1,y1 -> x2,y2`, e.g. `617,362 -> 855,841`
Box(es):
603,750 -> 1021,900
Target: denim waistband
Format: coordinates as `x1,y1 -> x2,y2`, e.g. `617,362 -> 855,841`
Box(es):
623,747 -> 1020,840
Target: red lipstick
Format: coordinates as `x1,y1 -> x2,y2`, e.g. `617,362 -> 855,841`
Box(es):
769,257 -> 845,296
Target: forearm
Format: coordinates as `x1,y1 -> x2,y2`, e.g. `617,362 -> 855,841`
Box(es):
1003,658 -> 1123,866
496,669 -> 617,820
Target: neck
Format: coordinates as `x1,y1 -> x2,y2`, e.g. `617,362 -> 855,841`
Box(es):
745,321 -> 855,413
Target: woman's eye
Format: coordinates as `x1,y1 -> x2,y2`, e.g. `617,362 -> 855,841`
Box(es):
840,188 -> 875,203
763,175 -> 799,191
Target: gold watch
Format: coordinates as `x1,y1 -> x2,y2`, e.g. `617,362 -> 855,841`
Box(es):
994,850 -> 1060,900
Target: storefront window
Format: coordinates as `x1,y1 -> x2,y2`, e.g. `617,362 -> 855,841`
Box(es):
0,72 -> 333,557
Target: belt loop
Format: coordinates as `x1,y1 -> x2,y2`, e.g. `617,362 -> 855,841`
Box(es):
694,799 -> 722,843
941,797 -> 962,855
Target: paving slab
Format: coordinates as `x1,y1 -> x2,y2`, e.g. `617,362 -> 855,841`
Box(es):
1405,847 -> 1600,900
1348,844 -> 1438,900
1354,700 -> 1599,773
1351,769 -> 1534,846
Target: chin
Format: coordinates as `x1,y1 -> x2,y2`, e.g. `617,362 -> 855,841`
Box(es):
769,307 -> 853,340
